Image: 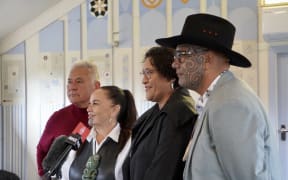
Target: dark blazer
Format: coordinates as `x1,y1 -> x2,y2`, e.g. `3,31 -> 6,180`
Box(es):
123,87 -> 197,180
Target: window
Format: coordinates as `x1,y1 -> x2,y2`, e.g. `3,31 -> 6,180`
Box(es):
261,0 -> 288,6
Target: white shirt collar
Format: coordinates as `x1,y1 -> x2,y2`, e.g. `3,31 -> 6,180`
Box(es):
87,123 -> 121,154
196,71 -> 226,115
86,123 -> 120,143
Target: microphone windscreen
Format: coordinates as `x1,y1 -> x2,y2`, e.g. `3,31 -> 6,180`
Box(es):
42,135 -> 69,171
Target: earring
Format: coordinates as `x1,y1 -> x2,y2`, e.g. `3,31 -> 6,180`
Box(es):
170,79 -> 175,89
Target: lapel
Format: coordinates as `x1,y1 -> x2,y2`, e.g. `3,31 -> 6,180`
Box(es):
186,110 -> 207,162
131,105 -> 161,154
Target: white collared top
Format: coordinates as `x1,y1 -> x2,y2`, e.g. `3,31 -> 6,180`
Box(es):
195,71 -> 226,116
61,123 -> 131,180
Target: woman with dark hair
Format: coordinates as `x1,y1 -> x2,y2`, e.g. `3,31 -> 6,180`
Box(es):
61,86 -> 137,180
123,46 -> 198,180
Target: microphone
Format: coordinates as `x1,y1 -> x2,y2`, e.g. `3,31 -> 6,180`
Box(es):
42,135 -> 68,176
42,122 -> 90,179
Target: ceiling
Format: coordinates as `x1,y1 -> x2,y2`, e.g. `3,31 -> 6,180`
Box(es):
0,0 -> 61,41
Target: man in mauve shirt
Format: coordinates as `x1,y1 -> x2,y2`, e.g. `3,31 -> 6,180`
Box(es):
36,60 -> 101,177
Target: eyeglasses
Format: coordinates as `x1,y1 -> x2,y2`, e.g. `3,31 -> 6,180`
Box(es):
139,69 -> 155,79
174,48 -> 209,64
174,51 -> 194,62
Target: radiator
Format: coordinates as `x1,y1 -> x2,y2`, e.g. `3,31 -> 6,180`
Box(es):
0,104 -> 26,179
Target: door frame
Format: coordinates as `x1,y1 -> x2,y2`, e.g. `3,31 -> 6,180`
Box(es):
267,44 -> 288,131
267,44 -> 288,180
268,46 -> 279,130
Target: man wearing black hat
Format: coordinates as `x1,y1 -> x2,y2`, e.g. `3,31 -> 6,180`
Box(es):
156,13 -> 281,180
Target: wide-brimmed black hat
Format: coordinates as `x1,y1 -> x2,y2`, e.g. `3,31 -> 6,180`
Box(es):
155,13 -> 251,67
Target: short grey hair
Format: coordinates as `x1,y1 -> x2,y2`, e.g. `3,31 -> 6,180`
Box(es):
70,60 -> 100,82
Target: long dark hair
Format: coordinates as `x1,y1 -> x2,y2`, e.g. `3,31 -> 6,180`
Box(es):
101,86 -> 137,150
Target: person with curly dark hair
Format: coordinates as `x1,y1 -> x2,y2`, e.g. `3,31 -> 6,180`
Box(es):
123,46 -> 198,180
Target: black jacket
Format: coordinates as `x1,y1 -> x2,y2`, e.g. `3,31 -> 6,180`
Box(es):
123,87 -> 198,180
